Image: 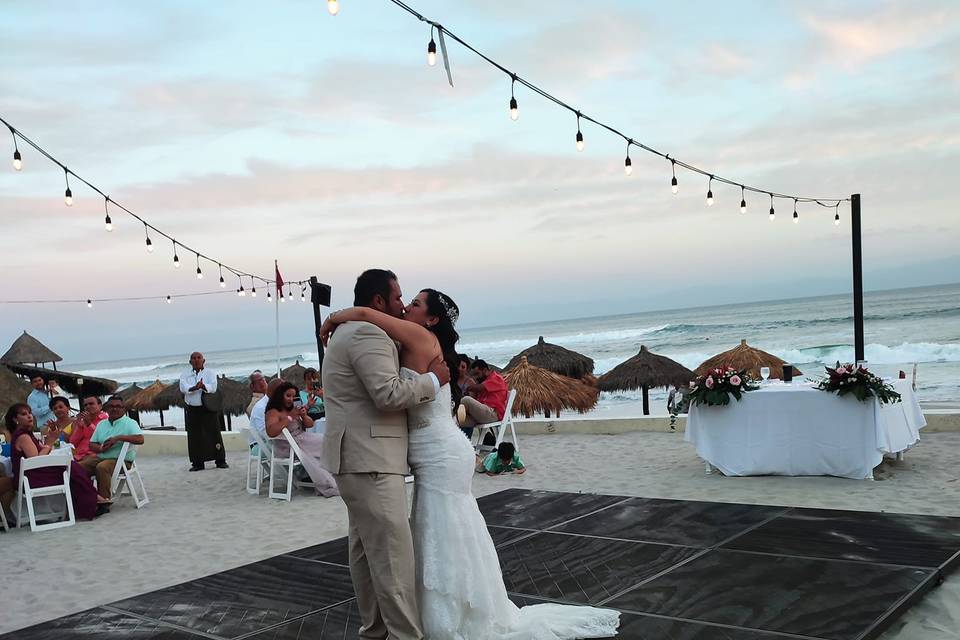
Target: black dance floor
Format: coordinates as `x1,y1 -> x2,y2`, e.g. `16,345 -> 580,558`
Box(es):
7,488 -> 960,639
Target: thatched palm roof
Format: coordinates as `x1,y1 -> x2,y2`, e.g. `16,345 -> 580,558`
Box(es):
280,361 -> 308,383
117,383 -> 143,401
505,337 -> 594,379
1,331 -> 63,366
3,363 -> 117,397
125,380 -> 168,412
216,376 -> 253,417
0,364 -> 33,418
695,339 -> 801,381
503,356 -> 598,418
597,346 -> 694,392
154,382 -> 185,411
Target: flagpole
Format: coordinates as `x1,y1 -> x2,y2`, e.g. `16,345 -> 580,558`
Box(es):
275,259 -> 281,377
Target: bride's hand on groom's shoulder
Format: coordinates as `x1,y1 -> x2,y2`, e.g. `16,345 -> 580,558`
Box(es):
428,355 -> 451,386
319,312 -> 342,346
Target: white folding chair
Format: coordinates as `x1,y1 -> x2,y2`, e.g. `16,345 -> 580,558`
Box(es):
474,389 -> 519,454
110,442 -> 149,509
268,428 -> 308,501
0,499 -> 8,531
15,454 -> 75,532
246,427 -> 273,495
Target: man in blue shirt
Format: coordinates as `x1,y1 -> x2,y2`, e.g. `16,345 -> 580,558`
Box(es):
27,376 -> 54,429
83,395 -> 145,500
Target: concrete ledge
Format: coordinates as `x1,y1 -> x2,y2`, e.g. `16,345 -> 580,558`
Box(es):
136,412 -> 960,456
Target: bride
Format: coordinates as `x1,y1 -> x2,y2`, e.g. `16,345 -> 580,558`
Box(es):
321,289 -> 619,640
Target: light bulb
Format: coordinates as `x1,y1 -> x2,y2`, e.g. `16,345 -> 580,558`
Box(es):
267,291 -> 272,301
219,275 -> 225,287
196,267 -> 203,280
509,97 -> 519,121
769,206 -> 775,221
671,176 -> 678,194
327,0 -> 339,16
301,291 -> 306,302
575,130 -> 584,152
624,156 -> 633,176
239,285 -> 246,297
173,253 -> 180,268
740,199 -> 747,214
87,299 -> 92,308
835,212 -> 841,226
252,286 -> 257,298
427,38 -> 437,66
793,211 -> 799,224
146,236 -> 153,252
13,150 -> 22,171
280,293 -> 286,303
166,296 -> 172,304
706,190 -> 714,206
64,188 -> 73,206
105,215 -> 113,232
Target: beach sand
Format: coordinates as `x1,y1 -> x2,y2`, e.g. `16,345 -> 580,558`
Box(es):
3,431 -> 960,638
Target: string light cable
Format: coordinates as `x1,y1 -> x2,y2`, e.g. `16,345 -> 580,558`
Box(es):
1,290 -> 237,307
355,0 -> 850,222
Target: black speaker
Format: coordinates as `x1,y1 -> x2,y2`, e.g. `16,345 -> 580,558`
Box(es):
310,279 -> 332,307
782,365 -> 793,383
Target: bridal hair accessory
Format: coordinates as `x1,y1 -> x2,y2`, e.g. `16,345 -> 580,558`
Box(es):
436,292 -> 459,326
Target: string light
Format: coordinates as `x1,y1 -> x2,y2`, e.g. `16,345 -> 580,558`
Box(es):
87,299 -> 92,309
103,197 -> 113,232
195,254 -> 203,279
238,281 -> 246,297
509,75 -> 519,121
327,0 -> 339,16
267,289 -> 272,302
835,203 -> 841,226
251,278 -> 258,298
624,140 -> 633,176
793,199 -> 799,224
427,29 -> 437,66
769,194 -> 775,221
218,264 -> 225,288
706,175 -> 714,207
63,168 -> 73,206
173,242 -> 181,268
144,225 -> 153,252
670,159 -> 678,194
740,186 -> 747,214
166,295 -> 172,304
575,112 -> 584,152
301,286 -> 307,302
8,125 -> 21,171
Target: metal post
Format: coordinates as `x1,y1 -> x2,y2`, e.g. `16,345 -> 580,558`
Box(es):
851,193 -> 864,363
309,277 -> 332,372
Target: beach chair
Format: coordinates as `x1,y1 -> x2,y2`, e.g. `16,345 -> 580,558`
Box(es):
246,427 -> 273,495
0,499 -> 8,532
268,428 -> 309,502
474,389 -> 519,455
109,442 -> 149,509
15,454 -> 75,532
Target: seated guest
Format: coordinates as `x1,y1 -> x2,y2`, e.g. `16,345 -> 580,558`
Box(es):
249,378 -> 283,447
477,442 -> 526,476
460,359 -> 509,428
299,367 -> 325,424
246,370 -> 267,418
265,382 -> 338,497
457,354 -> 475,395
5,403 -> 106,519
27,376 -> 54,431
80,395 -> 144,501
72,395 -> 107,463
45,396 -> 74,439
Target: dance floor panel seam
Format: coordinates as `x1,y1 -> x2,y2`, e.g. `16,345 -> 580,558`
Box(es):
4,489 -> 959,640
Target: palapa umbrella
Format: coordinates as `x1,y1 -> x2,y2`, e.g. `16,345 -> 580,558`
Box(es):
215,376 -> 253,430
118,383 -> 143,422
695,339 -> 801,381
126,380 -> 171,427
3,362 -> 117,398
153,382 -> 185,411
505,336 -> 594,379
0,364 -> 33,419
597,345 -> 695,416
503,356 -> 598,418
279,360 -> 308,383
1,331 -> 63,369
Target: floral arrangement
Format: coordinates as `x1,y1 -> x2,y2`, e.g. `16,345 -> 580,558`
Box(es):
688,367 -> 758,407
816,363 -> 901,404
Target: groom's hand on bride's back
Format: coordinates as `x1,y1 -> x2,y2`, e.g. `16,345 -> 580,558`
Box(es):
429,355 -> 451,386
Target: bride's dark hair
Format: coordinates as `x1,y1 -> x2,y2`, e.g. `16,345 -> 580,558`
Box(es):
420,288 -> 462,406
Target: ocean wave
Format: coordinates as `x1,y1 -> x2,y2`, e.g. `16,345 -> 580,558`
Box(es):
775,342 -> 960,365
459,323 -> 673,355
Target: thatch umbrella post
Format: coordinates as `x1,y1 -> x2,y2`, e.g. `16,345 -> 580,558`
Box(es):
505,337 -> 595,380
597,345 -> 695,416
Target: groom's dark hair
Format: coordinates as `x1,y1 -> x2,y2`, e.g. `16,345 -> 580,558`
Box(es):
354,269 -> 398,307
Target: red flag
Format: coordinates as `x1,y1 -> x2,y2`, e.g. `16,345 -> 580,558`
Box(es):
275,261 -> 284,297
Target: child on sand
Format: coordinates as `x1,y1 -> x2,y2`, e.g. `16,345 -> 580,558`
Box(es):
476,442 -> 526,476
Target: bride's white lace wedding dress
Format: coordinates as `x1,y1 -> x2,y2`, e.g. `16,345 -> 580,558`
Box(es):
402,368 -> 620,639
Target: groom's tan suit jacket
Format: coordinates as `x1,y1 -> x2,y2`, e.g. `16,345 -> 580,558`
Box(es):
321,320 -> 436,474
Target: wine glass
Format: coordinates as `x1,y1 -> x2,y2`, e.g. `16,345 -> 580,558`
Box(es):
760,366 -> 770,383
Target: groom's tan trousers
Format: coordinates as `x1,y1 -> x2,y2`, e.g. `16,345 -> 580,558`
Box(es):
336,472 -> 423,640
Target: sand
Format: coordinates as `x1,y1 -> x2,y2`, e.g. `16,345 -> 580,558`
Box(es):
3,431 -> 960,639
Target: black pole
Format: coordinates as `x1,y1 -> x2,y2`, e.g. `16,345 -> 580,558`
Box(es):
642,385 -> 649,416
309,277 -> 332,372
851,194 -> 865,363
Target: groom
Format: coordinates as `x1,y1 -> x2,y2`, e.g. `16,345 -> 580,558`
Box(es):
321,268 -> 450,640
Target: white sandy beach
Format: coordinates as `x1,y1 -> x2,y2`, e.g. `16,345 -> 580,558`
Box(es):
3,431 -> 960,639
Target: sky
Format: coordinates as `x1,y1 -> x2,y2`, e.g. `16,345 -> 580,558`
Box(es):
1,0 -> 958,364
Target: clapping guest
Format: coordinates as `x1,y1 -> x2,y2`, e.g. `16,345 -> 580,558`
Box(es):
265,382 -> 339,497
83,395 -> 144,501
44,396 -> 74,440
179,351 -> 227,471
5,403 -> 106,519
72,395 -> 107,464
27,376 -> 54,430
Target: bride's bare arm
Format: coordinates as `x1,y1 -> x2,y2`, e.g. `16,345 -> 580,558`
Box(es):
321,307 -> 438,357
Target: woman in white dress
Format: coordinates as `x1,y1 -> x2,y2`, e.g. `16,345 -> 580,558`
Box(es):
321,289 -> 619,640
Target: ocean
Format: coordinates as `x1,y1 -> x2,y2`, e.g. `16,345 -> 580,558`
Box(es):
70,283 -> 960,424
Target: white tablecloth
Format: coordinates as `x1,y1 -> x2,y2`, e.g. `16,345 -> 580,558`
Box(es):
685,380 -> 925,479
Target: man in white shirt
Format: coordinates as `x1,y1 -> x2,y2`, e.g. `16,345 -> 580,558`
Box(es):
248,378 -> 282,447
178,352 -> 227,471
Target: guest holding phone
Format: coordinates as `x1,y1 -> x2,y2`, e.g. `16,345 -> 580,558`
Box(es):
299,367 -> 325,422
72,395 -> 107,464
265,382 -> 338,497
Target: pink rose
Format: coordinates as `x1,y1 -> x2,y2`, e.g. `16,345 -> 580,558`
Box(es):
730,375 -> 742,386
835,366 -> 847,374
705,376 -> 715,389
